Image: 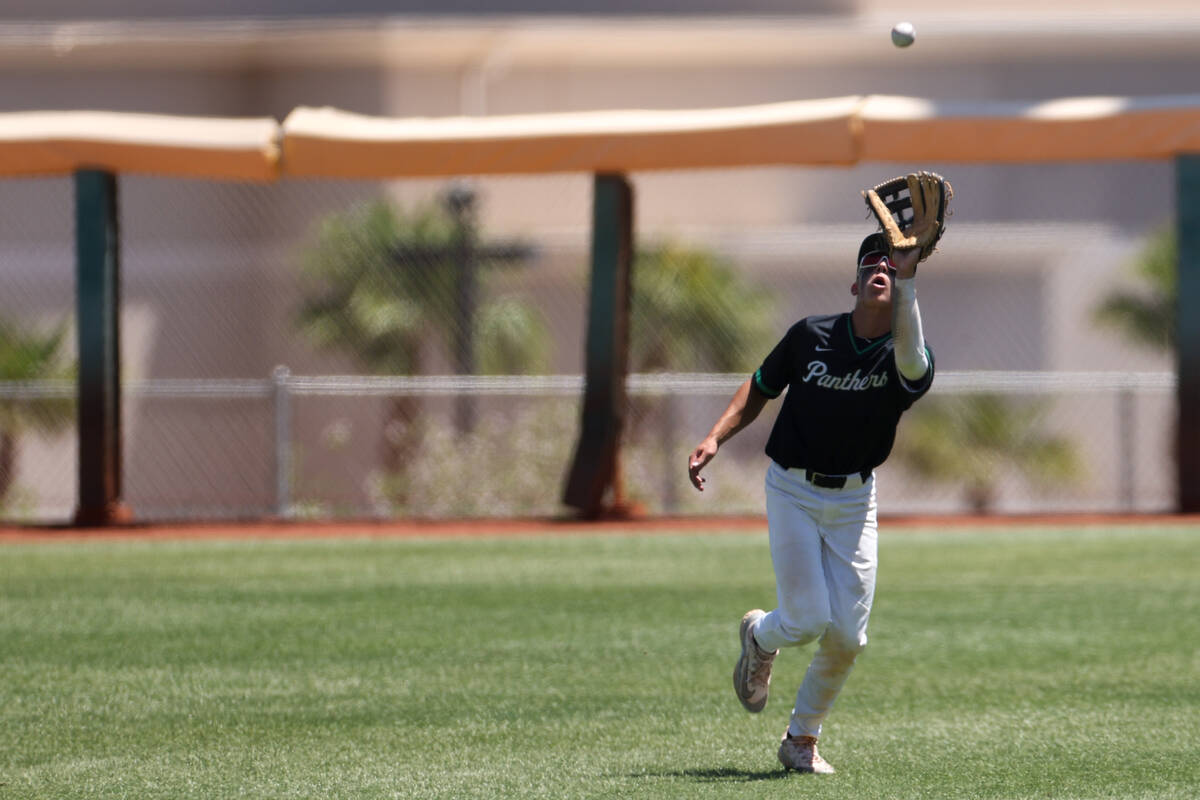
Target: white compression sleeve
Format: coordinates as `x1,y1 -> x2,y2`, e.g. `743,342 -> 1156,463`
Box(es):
891,277 -> 929,382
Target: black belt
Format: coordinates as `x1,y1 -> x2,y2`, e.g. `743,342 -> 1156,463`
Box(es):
804,469 -> 871,489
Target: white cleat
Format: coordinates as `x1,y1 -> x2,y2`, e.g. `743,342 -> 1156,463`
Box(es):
732,609 -> 777,713
777,732 -> 836,775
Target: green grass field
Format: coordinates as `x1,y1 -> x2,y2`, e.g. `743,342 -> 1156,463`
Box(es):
2,524 -> 1199,799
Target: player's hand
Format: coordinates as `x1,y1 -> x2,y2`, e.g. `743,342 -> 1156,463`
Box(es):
688,439 -> 718,491
891,247 -> 921,279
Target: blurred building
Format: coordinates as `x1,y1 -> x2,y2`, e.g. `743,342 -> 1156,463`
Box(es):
0,2 -> 1196,517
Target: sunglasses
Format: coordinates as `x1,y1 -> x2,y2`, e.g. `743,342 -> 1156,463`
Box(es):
857,252 -> 897,278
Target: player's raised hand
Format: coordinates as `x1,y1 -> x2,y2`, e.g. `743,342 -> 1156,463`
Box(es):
891,246 -> 921,279
688,439 -> 718,491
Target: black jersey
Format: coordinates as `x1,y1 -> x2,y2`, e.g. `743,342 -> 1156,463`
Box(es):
752,312 -> 934,476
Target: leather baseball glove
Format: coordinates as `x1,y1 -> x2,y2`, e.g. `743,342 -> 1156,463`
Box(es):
862,171 -> 953,262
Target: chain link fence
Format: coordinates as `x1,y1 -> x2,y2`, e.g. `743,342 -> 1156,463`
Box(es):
0,162 -> 1179,522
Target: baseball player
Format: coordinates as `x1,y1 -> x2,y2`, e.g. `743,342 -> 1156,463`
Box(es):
687,231 -> 936,774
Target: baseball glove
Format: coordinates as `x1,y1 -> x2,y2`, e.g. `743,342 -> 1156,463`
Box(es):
862,171 -> 953,262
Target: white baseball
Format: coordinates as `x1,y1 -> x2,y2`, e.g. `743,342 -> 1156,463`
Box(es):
891,21 -> 916,48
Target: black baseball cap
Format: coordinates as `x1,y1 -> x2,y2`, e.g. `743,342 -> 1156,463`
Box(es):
857,233 -> 888,267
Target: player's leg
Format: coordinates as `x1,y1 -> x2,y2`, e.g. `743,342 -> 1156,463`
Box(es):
754,462 -> 834,652
734,462 -> 830,714
785,477 -> 878,741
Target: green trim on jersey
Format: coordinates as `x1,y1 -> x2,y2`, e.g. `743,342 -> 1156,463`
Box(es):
846,315 -> 892,355
753,368 -> 782,398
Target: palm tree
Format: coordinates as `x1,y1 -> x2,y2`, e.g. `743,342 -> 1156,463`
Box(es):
299,200 -> 456,378
474,296 -> 551,376
297,196 -> 548,508
894,394 -> 1081,513
631,241 -> 775,374
629,241 -> 776,510
1093,226 -> 1175,353
0,319 -> 75,510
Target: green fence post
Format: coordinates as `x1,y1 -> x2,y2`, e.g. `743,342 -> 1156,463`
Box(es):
563,173 -> 634,518
73,170 -> 130,526
1178,155 -> 1200,513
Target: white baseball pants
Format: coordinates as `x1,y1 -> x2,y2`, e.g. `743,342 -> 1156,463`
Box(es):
753,461 -> 879,739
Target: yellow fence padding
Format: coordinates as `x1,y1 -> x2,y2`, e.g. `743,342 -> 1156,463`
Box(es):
0,111 -> 280,181
1,95 -> 1198,180
859,95 -> 1200,163
279,98 -> 864,178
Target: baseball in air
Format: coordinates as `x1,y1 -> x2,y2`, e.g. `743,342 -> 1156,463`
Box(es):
891,22 -> 915,48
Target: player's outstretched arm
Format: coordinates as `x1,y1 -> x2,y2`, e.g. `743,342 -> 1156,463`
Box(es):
891,246 -> 920,280
688,377 -> 768,491
890,247 -> 930,382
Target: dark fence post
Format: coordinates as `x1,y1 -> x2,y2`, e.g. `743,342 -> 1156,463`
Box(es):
563,173 -> 634,518
73,170 -> 130,526
446,183 -> 479,435
1178,155 -> 1200,513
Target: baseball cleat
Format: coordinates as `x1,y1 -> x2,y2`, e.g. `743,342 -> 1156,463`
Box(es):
777,732 -> 836,774
733,609 -> 777,713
